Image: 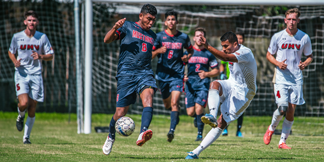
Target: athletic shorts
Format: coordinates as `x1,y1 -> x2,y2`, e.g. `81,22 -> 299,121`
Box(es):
185,88 -> 208,108
158,79 -> 183,99
116,74 -> 157,107
274,83 -> 305,105
217,80 -> 255,124
14,71 -> 44,102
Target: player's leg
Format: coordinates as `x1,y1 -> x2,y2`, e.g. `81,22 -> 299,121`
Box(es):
185,85 -> 198,141
16,94 -> 29,131
159,80 -> 171,109
23,97 -> 37,144
194,103 -> 204,141
236,114 -> 243,137
169,91 -> 181,131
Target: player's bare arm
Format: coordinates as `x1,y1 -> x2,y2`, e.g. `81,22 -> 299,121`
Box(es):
8,51 -> 22,67
266,51 -> 287,70
181,48 -> 193,62
200,36 -> 238,62
198,68 -> 219,80
103,18 -> 126,44
298,54 -> 313,70
31,51 -> 53,61
152,46 -> 167,59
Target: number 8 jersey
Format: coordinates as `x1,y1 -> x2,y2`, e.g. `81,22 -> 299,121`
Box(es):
116,21 -> 156,77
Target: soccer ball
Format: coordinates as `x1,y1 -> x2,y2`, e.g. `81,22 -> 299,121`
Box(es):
115,116 -> 135,136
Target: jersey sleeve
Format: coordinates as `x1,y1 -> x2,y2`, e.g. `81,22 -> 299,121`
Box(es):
268,34 -> 278,55
153,33 -> 161,51
303,35 -> 312,56
9,35 -> 17,54
234,50 -> 252,63
43,34 -> 54,55
209,55 -> 218,69
184,35 -> 193,50
116,21 -> 127,40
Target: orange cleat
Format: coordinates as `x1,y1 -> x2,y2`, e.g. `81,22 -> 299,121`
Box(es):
136,129 -> 153,146
278,143 -> 291,149
263,126 -> 274,145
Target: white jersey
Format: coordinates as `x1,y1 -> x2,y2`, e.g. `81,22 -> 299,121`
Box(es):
228,45 -> 257,93
9,30 -> 54,75
268,29 -> 312,85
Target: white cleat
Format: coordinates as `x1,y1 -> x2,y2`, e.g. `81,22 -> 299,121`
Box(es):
136,129 -> 153,146
102,136 -> 115,155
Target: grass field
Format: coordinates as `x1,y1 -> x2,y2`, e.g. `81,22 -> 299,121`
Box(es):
1,112 -> 324,161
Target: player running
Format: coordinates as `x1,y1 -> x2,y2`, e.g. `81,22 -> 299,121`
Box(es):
184,28 -> 219,141
185,32 -> 257,159
263,8 -> 313,149
102,4 -> 158,155
152,10 -> 193,142
9,10 -> 54,144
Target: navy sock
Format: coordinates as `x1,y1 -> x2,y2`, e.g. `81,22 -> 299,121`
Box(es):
170,111 -> 179,132
237,115 -> 243,132
141,107 -> 153,133
176,111 -> 180,125
108,116 -> 116,139
192,114 -> 197,118
197,114 -> 204,136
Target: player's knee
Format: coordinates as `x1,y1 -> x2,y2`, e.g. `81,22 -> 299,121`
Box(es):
278,106 -> 288,115
19,101 -> 29,109
210,81 -> 218,90
187,111 -> 195,117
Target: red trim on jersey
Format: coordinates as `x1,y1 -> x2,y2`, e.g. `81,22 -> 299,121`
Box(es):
116,30 -> 121,40
193,46 -> 205,51
135,22 -> 145,30
164,30 -> 178,37
152,46 -> 156,51
186,44 -> 193,50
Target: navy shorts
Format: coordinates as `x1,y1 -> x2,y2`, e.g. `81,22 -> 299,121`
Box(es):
185,80 -> 208,108
158,79 -> 183,99
116,74 -> 157,107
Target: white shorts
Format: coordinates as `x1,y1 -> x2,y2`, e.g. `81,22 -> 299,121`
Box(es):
274,84 -> 304,105
15,71 -> 44,102
217,80 -> 255,124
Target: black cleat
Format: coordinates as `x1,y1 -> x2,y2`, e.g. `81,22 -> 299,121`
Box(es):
167,131 -> 174,143
16,115 -> 25,131
23,138 -> 31,144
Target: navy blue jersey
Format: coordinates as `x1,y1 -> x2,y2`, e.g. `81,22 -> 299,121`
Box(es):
153,30 -> 192,81
186,46 -> 218,91
116,21 -> 156,77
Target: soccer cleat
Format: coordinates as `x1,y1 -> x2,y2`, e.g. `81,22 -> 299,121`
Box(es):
102,136 -> 115,155
185,152 -> 199,159
201,114 -> 217,128
23,138 -> 31,144
278,143 -> 291,149
16,115 -> 25,132
167,131 -> 174,143
136,129 -> 153,146
263,126 -> 274,145
222,128 -> 228,136
195,135 -> 202,141
193,117 -> 197,128
236,131 -> 243,137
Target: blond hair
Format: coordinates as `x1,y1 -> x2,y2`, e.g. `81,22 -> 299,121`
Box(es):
285,8 -> 300,18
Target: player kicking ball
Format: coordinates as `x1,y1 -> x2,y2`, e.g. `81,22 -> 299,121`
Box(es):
185,32 -> 257,159
9,10 -> 54,144
102,4 -> 158,155
152,10 -> 193,142
184,28 -> 219,141
263,8 -> 313,149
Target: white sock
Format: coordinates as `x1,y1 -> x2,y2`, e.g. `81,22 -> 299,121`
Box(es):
269,109 -> 283,131
23,116 -> 35,139
18,107 -> 25,117
208,89 -> 220,118
279,118 -> 293,144
192,127 -> 222,155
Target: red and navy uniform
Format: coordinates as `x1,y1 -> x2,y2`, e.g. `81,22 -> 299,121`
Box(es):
185,46 -> 218,108
153,30 -> 192,99
115,21 -> 157,107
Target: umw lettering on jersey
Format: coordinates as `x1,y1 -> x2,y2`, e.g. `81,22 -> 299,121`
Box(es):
281,43 -> 301,50
188,56 -> 208,64
20,45 -> 40,50
132,30 -> 154,45
161,42 -> 182,49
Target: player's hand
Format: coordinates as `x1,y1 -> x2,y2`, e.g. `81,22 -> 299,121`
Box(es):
184,75 -> 188,82
199,36 -> 209,49
181,55 -> 189,62
198,70 -> 207,79
158,46 -> 167,54
14,58 -> 22,67
31,51 -> 40,60
277,59 -> 287,70
298,61 -> 306,70
220,72 -> 227,80
113,18 -> 126,30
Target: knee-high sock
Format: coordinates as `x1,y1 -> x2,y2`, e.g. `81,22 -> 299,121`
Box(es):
279,118 -> 293,144
108,116 -> 116,139
269,109 -> 283,131
196,114 -> 204,135
23,116 -> 35,139
192,127 -> 222,155
237,114 -> 243,132
170,111 -> 179,132
18,107 -> 25,117
141,107 -> 153,133
208,89 -> 220,118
